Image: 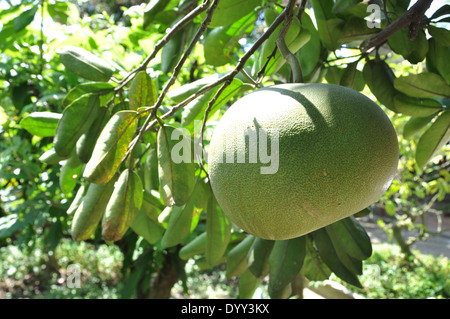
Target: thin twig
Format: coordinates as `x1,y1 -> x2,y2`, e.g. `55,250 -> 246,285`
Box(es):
113,0 -> 212,93
360,0 -> 434,53
276,0 -> 303,83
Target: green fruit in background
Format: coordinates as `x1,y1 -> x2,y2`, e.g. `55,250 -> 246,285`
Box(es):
207,83 -> 399,240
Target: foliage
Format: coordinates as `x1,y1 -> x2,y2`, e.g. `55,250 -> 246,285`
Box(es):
333,243 -> 450,299
1,0 -> 449,299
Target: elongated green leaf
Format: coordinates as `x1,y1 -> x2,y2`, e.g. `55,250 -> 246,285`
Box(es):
206,195 -> 231,266
84,110 -> 138,185
157,125 -> 196,206
416,111 -> 450,169
60,46 -> 114,82
67,183 -> 88,216
20,112 -> 62,137
204,11 -> 256,66
238,268 -> 261,299
161,30 -> 184,74
62,82 -> 115,107
332,0 -> 362,14
143,0 -> 170,30
181,78 -> 243,128
394,73 -> 450,99
160,204 -> 192,248
54,93 -> 100,158
71,175 -> 117,241
300,236 -> 332,281
427,37 -> 450,85
428,25 -> 450,47
128,71 -> 157,110
226,235 -> 255,278
39,148 -> 67,164
394,94 -> 443,117
363,60 -> 399,112
59,151 -> 83,194
312,228 -> 362,288
247,237 -> 274,278
102,169 -> 144,242
130,209 -> 164,244
325,226 -> 363,275
179,232 -> 207,260
297,12 -> 321,77
339,17 -> 377,43
315,17 -> 344,51
403,114 -> 438,139
268,236 -> 306,298
388,28 -> 428,64
14,6 -> 38,32
143,149 -> 159,191
168,74 -> 223,103
208,0 -> 261,27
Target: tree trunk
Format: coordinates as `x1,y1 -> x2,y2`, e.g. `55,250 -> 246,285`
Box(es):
146,253 -> 180,299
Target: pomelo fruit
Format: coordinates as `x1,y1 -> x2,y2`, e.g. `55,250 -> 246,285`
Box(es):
207,83 -> 399,240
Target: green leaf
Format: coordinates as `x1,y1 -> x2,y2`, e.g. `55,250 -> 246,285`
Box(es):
332,0 -> 362,14
168,74 -> 223,103
394,73 -> 450,99
297,12 -> 321,77
394,94 -> 443,117
208,0 -> 262,27
20,112 -> 62,137
428,25 -> 450,47
226,235 -> 255,278
59,46 -> 114,82
179,232 -> 207,260
204,12 -> 256,67
71,176 -> 117,241
312,228 -> 362,288
339,17 -> 377,43
268,236 -> 306,299
14,6 -> 38,32
205,195 -> 231,266
300,236 -> 331,281
102,169 -> 144,242
128,71 -> 157,110
157,125 -> 196,206
415,111 -> 450,169
247,237 -> 274,278
54,93 -> 101,158
427,37 -> 450,85
59,151 -> 83,194
388,28 -> 427,64
83,110 -> 138,184
130,209 -> 164,244
403,114 -> 438,139
161,30 -> 185,74
363,60 -> 399,112
62,82 -> 115,107
238,269 -> 261,299
143,0 -> 170,30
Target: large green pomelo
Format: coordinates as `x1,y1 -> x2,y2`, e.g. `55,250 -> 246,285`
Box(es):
207,83 -> 398,240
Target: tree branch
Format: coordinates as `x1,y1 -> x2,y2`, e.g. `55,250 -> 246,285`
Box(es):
276,0 -> 303,83
360,0 -> 434,53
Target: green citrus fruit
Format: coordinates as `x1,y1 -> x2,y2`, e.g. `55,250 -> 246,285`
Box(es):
207,83 -> 398,240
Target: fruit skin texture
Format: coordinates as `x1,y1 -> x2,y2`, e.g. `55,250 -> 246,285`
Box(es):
208,83 -> 399,240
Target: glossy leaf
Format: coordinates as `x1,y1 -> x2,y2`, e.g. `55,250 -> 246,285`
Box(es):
394,94 -> 443,117
102,169 -> 144,242
14,6 -> 38,32
20,112 -> 62,137
130,209 -> 164,244
403,114 -> 438,139
312,228 -> 362,288
59,46 -> 114,82
268,236 -> 306,299
300,236 -> 331,281
297,12 -> 321,77
394,73 -> 450,99
205,195 -> 231,266
128,71 -> 157,110
54,93 -> 100,158
226,235 -> 255,278
415,111 -> 450,169
71,175 -> 117,241
426,37 -> 450,85
208,0 -> 261,27
388,28 -> 428,64
157,125 -> 196,206
247,237 -> 274,278
363,60 -> 399,112
143,148 -> 159,191
59,151 -> 83,194
62,82 -> 115,107
179,232 -> 207,260
84,110 -> 138,185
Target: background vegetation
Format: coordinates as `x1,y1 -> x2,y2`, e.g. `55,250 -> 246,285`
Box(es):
1,0 -> 449,299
